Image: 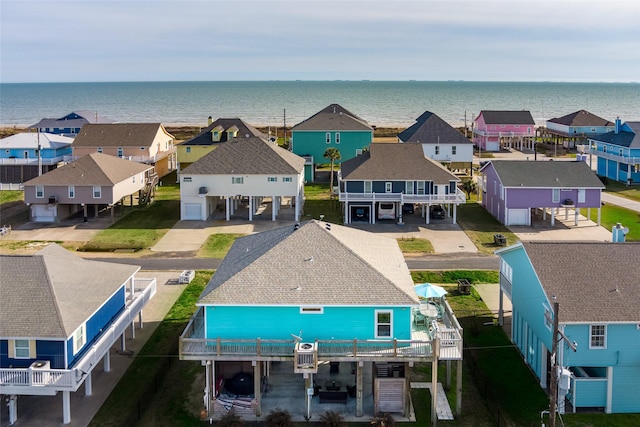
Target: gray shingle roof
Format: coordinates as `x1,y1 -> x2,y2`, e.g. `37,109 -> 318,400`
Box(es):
591,122 -> 640,148
0,244 -> 139,338
198,220 -> 418,306
486,160 -> 604,188
521,242 -> 640,323
24,152 -> 153,186
181,137 -> 305,175
29,110 -> 115,129
397,111 -> 472,144
340,143 -> 460,183
292,104 -> 373,131
180,118 -> 266,146
547,110 -> 613,127
72,123 -> 173,147
480,110 -> 535,125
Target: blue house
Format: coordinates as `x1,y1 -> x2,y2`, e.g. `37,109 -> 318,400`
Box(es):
29,110 -> 114,137
0,244 -> 156,424
0,132 -> 74,184
291,104 -> 373,182
338,143 -> 465,224
541,110 -> 614,149
180,220 -> 463,422
496,241 -> 640,414
588,119 -> 640,185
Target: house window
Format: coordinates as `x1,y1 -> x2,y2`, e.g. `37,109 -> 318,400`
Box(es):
603,146 -> 607,153
591,128 -> 596,132
335,133 -> 340,144
435,146 -> 440,155
590,324 -> 606,349
132,175 -> 136,184
493,181 -> 497,195
36,185 -> 44,198
452,146 -> 457,155
385,182 -> 392,193
405,181 -> 414,194
543,305 -> 552,330
117,147 -> 124,158
73,323 -> 86,355
97,147 -> 103,154
93,185 -> 101,198
619,148 -> 623,156
232,177 -> 244,184
552,189 -> 560,203
267,176 -> 277,182
527,127 -> 532,133
186,147 -> 191,153
300,306 -> 324,314
364,181 -> 372,193
417,181 -> 425,195
68,185 -> 75,199
500,184 -> 504,200
635,164 -> 639,173
14,339 -> 31,359
500,258 -> 512,282
375,310 -> 392,338
283,177 -> 293,182
578,189 -> 585,203
356,149 -> 363,156
326,133 -> 331,144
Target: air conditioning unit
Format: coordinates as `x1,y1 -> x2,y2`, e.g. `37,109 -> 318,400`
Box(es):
48,196 -> 58,204
297,342 -> 316,353
30,360 -> 51,370
29,360 -> 51,385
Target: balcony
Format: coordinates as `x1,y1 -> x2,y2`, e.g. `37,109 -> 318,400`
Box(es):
0,156 -> 66,166
588,148 -> 640,165
179,306 -> 463,363
338,189 -> 466,205
0,277 -> 156,395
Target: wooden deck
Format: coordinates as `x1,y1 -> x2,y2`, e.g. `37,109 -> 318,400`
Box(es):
410,382 -> 454,420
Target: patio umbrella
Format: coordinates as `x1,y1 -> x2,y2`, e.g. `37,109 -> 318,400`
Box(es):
414,283 -> 448,299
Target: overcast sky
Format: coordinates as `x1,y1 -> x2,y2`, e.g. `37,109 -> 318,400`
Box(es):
1,0 -> 638,83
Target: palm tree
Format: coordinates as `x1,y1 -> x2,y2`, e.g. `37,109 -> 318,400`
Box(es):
461,179 -> 477,200
323,148 -> 341,192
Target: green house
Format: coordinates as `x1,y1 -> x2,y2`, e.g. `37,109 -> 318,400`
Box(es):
291,104 -> 373,182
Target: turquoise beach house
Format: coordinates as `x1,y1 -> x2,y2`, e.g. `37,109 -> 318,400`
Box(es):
291,104 -> 373,182
180,220 -> 463,423
588,119 -> 640,185
496,241 -> 640,414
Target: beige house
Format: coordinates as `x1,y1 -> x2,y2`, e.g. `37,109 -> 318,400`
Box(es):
23,153 -> 154,222
72,123 -> 176,177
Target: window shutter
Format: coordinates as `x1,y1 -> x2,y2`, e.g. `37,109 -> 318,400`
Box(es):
8,340 -> 14,358
29,340 -> 37,358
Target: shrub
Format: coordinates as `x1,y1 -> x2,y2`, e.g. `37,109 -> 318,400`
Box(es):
370,412 -> 395,427
217,409 -> 244,427
265,407 -> 293,427
319,410 -> 346,427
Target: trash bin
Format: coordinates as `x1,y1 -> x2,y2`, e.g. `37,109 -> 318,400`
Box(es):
494,234 -> 506,246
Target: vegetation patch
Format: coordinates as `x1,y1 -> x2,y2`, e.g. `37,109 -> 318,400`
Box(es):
0,190 -> 23,204
411,270 -> 498,284
198,233 -> 244,258
587,204 -> 640,241
456,203 -> 517,254
396,237 -> 434,254
604,181 -> 640,202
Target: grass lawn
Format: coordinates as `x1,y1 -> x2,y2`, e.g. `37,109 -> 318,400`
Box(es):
604,180 -> 640,202
0,190 -> 23,204
456,202 -> 517,254
197,233 -> 244,258
397,237 -> 434,254
587,204 -> 640,241
411,270 -> 499,284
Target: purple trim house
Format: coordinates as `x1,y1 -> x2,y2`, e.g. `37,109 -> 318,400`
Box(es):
480,160 -> 604,226
473,111 -> 535,152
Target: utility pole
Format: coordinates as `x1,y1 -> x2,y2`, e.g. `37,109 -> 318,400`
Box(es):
548,301 -> 560,427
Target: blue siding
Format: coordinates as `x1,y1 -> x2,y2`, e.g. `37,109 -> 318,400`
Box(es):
292,130 -> 372,167
204,306 -> 412,341
0,339 -> 65,369
346,181 -> 364,192
573,379 -> 607,407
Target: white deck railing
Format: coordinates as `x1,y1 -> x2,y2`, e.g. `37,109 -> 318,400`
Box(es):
0,278 -> 156,394
338,189 -> 466,204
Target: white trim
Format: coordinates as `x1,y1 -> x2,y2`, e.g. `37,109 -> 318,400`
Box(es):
13,339 -> 31,359
72,323 -> 87,355
68,185 -> 75,199
589,324 -> 606,349
374,309 -> 393,339
92,185 -> 101,199
35,185 -> 44,198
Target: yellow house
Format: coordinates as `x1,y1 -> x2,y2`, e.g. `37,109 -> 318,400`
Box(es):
176,117 -> 266,173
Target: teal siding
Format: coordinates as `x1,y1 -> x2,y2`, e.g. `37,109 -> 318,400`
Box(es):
612,365 -> 640,412
291,130 -> 372,165
204,306 -> 412,341
573,379 -> 607,407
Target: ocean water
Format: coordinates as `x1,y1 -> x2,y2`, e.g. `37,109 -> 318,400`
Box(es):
1,81 -> 638,128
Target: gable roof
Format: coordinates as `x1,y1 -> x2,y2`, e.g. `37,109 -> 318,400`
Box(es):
340,143 -> 460,183
292,104 -> 373,132
547,110 -> 614,127
520,242 -> 640,323
0,132 -> 74,150
591,122 -> 640,148
0,244 -> 139,338
198,220 -> 418,306
484,160 -> 604,188
479,110 -> 535,125
181,118 -> 266,146
181,137 -> 304,175
24,152 -> 152,186
29,110 -> 115,129
398,111 -> 472,144
72,123 -> 173,147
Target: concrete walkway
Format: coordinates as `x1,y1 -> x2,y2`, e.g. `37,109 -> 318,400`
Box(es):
601,192 -> 640,213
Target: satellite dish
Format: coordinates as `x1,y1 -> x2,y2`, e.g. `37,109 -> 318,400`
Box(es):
623,227 -> 629,235
290,332 -> 303,342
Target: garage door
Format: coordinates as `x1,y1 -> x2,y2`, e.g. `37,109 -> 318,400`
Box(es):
508,208 -> 529,226
32,204 -> 56,222
183,203 -> 202,220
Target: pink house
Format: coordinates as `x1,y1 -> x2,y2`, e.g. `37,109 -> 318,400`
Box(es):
472,111 -> 535,152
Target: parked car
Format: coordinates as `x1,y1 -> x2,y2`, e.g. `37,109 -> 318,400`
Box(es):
430,204 -> 445,219
377,203 -> 396,220
354,207 -> 369,222
402,203 -> 415,214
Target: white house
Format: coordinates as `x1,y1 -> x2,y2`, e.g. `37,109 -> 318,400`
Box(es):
180,137 -> 305,221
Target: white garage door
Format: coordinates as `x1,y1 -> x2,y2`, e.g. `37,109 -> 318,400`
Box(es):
183,203 -> 202,220
508,208 -> 529,226
32,204 -> 56,222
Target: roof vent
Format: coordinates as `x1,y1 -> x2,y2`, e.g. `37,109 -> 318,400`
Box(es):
325,223 -> 331,231
294,223 -> 300,230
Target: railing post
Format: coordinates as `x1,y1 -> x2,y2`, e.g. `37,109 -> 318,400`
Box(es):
257,338 -> 261,356
393,339 -> 398,356
353,339 -> 357,357
216,338 -> 221,356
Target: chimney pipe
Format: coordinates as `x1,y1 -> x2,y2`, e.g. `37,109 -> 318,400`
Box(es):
208,116 -> 213,126
615,117 -> 621,134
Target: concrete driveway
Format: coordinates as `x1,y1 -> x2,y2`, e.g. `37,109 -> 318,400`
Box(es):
508,208 -> 613,242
